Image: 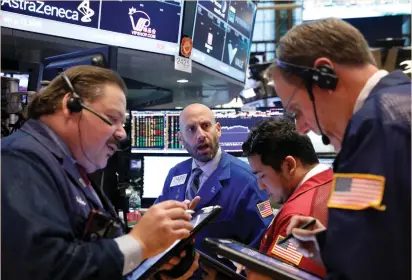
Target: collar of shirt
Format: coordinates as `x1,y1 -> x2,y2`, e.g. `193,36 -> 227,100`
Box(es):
38,120 -> 77,165
296,163 -> 330,190
353,70 -> 389,114
274,163 -> 330,220
191,147 -> 222,176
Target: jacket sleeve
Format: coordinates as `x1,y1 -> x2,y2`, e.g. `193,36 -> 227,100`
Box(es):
234,177 -> 273,249
153,168 -> 175,204
2,149 -> 125,280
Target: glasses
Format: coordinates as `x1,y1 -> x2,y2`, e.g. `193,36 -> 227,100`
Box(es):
282,85 -> 299,118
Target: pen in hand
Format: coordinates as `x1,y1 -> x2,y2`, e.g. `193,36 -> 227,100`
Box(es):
137,208 -> 195,215
277,219 -> 316,245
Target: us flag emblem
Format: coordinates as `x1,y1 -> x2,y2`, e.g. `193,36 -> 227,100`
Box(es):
257,200 -> 273,218
328,174 -> 386,211
271,235 -> 303,265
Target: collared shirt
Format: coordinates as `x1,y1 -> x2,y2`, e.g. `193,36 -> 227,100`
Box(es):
37,120 -> 142,276
353,70 -> 389,114
296,163 -> 331,190
191,147 -> 222,192
271,163 -> 331,216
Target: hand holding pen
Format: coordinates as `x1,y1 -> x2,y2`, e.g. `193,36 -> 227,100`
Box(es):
285,216 -> 326,265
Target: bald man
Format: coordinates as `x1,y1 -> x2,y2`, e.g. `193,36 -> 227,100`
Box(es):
155,104 -> 273,276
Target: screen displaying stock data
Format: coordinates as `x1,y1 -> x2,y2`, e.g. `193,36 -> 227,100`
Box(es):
130,109 -> 284,154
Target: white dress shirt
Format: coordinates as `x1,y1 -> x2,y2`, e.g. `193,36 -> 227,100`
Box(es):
191,147 -> 223,192
353,70 -> 389,114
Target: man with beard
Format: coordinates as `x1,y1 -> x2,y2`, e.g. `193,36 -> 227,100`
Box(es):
155,104 -> 273,273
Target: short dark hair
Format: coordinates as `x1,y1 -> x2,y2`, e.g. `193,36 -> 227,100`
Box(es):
27,65 -> 127,119
242,118 -> 319,171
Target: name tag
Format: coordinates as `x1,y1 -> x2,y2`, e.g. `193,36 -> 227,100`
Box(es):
170,174 -> 187,187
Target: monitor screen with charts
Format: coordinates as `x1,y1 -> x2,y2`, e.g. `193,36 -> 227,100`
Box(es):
130,108 -> 284,154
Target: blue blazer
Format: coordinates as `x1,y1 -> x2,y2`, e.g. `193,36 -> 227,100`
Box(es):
2,119 -> 124,280
155,152 -> 273,255
321,71 -> 411,280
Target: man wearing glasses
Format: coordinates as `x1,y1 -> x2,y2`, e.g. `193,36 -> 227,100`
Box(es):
265,18 -> 411,280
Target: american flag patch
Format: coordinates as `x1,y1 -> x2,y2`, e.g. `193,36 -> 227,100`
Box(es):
328,174 -> 386,211
257,200 -> 273,218
271,235 -> 303,265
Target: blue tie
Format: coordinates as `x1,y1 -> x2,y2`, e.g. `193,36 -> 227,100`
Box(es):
186,168 -> 202,200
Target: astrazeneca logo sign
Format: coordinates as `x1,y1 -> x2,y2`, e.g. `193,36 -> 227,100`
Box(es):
129,7 -> 157,39
1,0 -> 95,23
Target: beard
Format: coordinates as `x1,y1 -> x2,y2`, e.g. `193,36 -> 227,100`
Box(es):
183,135 -> 220,163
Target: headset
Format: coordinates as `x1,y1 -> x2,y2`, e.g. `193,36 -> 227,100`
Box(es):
60,72 -> 113,126
275,60 -> 339,145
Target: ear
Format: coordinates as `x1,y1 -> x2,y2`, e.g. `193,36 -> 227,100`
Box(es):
283,156 -> 297,175
61,93 -> 73,117
215,122 -> 221,137
177,131 -> 183,143
313,57 -> 334,69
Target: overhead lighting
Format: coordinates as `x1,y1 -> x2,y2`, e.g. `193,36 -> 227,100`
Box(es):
177,79 -> 189,83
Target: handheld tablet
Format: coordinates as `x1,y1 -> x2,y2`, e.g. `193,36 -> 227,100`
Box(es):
126,206 -> 222,280
197,250 -> 246,280
204,238 -> 322,280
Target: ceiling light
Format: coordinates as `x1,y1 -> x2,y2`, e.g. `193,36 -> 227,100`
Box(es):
177,79 -> 189,83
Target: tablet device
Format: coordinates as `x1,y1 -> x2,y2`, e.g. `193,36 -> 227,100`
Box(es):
126,206 -> 222,280
197,250 -> 246,280
204,238 -> 322,280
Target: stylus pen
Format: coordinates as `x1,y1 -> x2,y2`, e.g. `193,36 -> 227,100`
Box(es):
277,219 -> 316,245
137,208 -> 195,215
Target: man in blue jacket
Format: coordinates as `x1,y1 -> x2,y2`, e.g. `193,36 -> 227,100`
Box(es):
155,104 -> 273,256
2,65 -> 198,280
261,18 -> 410,280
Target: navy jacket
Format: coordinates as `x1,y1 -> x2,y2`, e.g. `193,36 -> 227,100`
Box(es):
155,152 -> 273,255
2,120 -> 124,280
320,71 -> 411,280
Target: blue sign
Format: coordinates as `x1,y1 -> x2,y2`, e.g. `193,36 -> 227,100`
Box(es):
1,0 -> 100,28
99,1 -> 182,44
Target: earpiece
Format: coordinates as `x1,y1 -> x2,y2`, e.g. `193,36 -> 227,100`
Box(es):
60,72 -> 113,126
275,60 -> 338,90
315,64 -> 338,90
66,96 -> 83,113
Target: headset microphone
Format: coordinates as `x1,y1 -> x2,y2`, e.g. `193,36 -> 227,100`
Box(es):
60,72 -> 113,126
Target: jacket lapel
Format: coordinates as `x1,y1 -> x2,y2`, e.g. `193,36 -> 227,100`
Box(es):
21,120 -> 103,209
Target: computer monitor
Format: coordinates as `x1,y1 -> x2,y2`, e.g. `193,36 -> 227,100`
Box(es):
216,109 -> 284,152
42,46 -> 118,81
142,155 -> 190,198
319,157 -> 335,169
130,108 -> 285,154
190,0 -> 257,82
